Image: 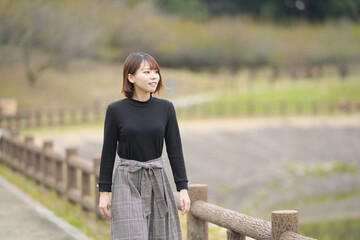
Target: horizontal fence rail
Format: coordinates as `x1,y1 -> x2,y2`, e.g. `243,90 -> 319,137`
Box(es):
1,100 -> 359,130
0,129 -> 316,240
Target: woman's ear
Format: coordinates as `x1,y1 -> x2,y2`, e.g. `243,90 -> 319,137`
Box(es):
128,73 -> 134,83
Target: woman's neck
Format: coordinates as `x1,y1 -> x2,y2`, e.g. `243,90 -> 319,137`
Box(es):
132,91 -> 151,102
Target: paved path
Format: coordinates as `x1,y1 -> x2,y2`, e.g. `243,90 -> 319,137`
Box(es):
0,175 -> 89,240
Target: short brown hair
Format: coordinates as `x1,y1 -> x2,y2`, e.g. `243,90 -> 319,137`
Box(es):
121,52 -> 165,98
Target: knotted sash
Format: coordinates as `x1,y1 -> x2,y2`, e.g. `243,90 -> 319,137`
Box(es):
119,157 -> 169,218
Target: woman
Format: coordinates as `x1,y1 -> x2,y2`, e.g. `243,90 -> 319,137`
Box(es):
97,52 -> 191,239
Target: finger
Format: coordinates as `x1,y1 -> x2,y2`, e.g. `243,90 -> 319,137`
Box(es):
102,206 -> 111,218
99,207 -> 105,217
180,198 -> 184,210
104,208 -> 111,218
100,205 -> 110,218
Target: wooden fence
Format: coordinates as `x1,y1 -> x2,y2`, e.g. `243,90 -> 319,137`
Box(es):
0,99 -> 104,130
177,100 -> 360,119
0,128 -> 316,240
1,99 -> 359,131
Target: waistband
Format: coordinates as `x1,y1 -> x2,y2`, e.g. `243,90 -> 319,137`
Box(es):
118,155 -> 164,165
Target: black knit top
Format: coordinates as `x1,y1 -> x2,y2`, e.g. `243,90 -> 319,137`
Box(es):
97,93 -> 188,192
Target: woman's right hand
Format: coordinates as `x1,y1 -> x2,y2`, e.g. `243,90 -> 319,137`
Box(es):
99,192 -> 111,218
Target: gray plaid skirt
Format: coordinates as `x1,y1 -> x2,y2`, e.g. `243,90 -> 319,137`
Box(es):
110,156 -> 182,240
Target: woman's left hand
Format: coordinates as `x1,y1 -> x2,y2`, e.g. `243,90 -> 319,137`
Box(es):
179,189 -> 191,216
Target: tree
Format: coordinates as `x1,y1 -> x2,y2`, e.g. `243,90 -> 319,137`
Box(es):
0,1 -> 102,85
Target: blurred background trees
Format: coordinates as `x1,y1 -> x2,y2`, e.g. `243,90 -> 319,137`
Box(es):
0,0 -> 359,84
158,0 -> 360,21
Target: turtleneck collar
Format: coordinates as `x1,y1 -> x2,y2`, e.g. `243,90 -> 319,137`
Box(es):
126,92 -> 153,107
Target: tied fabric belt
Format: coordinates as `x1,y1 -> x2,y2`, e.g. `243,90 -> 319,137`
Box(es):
119,158 -> 168,218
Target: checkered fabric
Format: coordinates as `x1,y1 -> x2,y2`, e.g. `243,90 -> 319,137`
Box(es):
110,156 -> 182,240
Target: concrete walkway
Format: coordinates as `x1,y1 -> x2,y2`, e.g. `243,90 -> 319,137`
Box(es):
0,175 -> 89,240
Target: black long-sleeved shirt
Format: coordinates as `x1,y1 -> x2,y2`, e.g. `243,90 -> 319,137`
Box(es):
97,93 -> 188,192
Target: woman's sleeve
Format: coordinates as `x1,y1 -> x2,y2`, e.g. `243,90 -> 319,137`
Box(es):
165,101 -> 189,192
98,104 -> 118,192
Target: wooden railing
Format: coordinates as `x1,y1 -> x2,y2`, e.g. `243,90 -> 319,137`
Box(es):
1,99 -> 359,131
0,128 -> 102,216
0,129 -> 316,240
0,99 -> 105,130
174,185 -> 316,240
177,100 -> 360,119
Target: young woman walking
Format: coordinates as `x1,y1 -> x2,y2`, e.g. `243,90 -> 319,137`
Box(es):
97,52 -> 191,239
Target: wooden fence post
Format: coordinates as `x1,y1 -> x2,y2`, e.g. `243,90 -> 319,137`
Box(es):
59,108 -> 65,125
51,143 -> 66,196
66,147 -> 79,202
188,184 -> 208,240
82,106 -> 89,123
47,110 -> 54,126
70,108 -> 77,124
93,99 -> 101,122
93,155 -> 101,219
40,140 -> 53,185
35,110 -> 41,127
227,229 -> 245,240
81,159 -> 93,211
23,111 -> 31,128
9,129 -> 19,170
23,135 -> 34,176
271,210 -> 298,240
43,141 -> 56,189
15,111 -> 22,130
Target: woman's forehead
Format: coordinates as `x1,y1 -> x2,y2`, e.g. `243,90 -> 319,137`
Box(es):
140,60 -> 158,70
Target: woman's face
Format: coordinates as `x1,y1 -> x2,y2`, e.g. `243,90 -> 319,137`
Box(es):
128,60 -> 160,95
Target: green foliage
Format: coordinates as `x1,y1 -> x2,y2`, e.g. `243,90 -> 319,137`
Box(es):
300,218 -> 360,240
156,0 -> 209,20
156,0 -> 360,22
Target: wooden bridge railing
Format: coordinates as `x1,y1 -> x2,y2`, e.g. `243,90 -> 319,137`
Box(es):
0,129 -> 316,240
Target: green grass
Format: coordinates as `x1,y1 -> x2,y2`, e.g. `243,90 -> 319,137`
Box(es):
303,162 -> 357,178
267,189 -> 358,212
182,78 -> 360,118
300,217 -> 360,240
